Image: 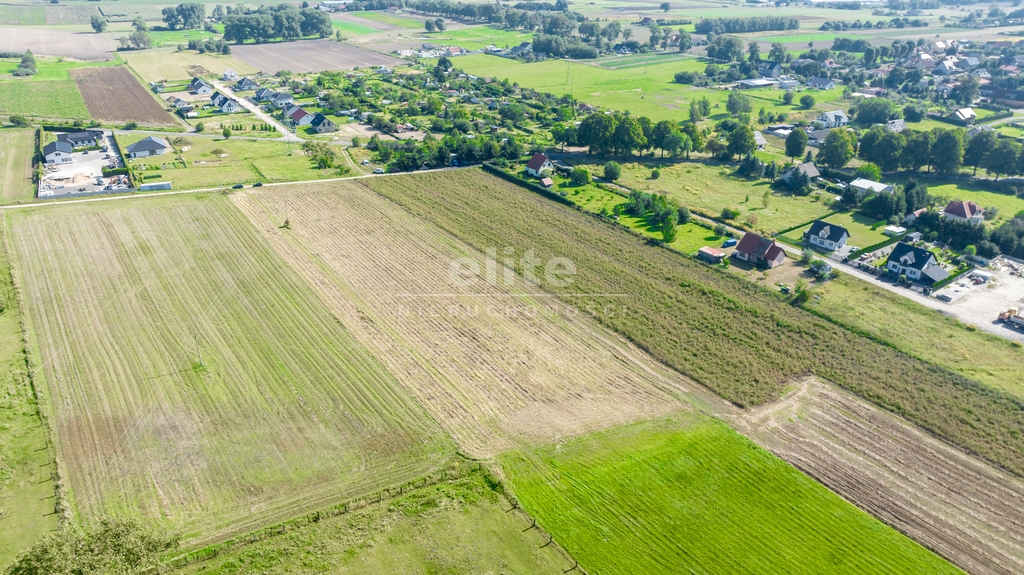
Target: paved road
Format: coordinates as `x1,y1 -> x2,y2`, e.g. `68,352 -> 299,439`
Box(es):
210,80 -> 302,142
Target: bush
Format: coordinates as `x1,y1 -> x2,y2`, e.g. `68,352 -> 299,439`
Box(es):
721,207 -> 740,219
799,94 -> 816,108
651,168 -> 661,180
782,91 -> 794,105
603,161 -> 622,181
195,122 -> 205,133
570,166 -> 590,185
124,121 -> 138,130
713,222 -> 727,236
9,115 -> 28,127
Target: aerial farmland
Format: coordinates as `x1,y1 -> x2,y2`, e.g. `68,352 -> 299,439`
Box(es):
2,0 -> 1024,572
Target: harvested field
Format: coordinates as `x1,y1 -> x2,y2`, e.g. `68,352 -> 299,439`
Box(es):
71,66 -> 175,125
45,4 -> 99,25
123,49 -> 258,83
0,129 -> 36,205
6,195 -> 453,546
233,182 -> 711,457
732,379 -> 1024,575
231,39 -> 401,73
0,27 -> 113,61
364,169 -> 1024,476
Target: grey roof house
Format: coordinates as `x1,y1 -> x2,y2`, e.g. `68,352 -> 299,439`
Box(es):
126,136 -> 169,159
43,140 -> 74,165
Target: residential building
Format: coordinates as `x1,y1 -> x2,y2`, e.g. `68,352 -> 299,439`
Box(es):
886,119 -> 907,133
942,200 -> 985,225
43,140 -> 73,165
219,98 -> 240,113
526,152 -> 553,177
758,61 -> 784,78
934,60 -> 957,75
190,78 -> 212,95
288,106 -> 314,126
222,69 -> 238,81
125,136 -> 169,159
781,162 -> 820,184
733,232 -> 786,268
815,110 -> 848,128
310,113 -> 338,133
967,124 -> 995,139
849,178 -> 894,198
211,91 -> 229,107
807,129 -> 831,146
806,77 -> 836,89
57,130 -> 103,147
255,88 -> 276,101
271,92 -> 294,107
234,77 -> 259,91
954,107 -> 977,124
903,207 -> 927,225
885,242 -> 947,283
753,131 -> 767,150
803,220 -> 850,251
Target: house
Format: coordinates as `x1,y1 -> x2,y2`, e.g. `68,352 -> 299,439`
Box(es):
222,69 -> 238,81
971,68 -> 991,79
211,91 -> 229,107
733,232 -> 786,268
697,246 -> 725,264
125,136 -> 169,159
190,79 -> 212,95
758,61 -> 784,78
753,131 -> 767,150
288,106 -> 314,125
942,200 -> 985,225
904,207 -> 927,225
526,152 -> 553,177
271,93 -> 294,108
803,220 -> 850,251
1000,65 -> 1020,75
639,16 -> 654,25
806,77 -> 836,90
815,110 -> 848,128
934,60 -> 957,75
885,242 -> 946,283
255,88 -> 276,102
807,129 -> 832,146
967,124 -> 995,139
961,56 -> 981,69
310,113 -> 338,133
173,97 -> 189,109
540,177 -> 554,188
219,98 -> 240,113
43,140 -> 73,165
849,178 -> 894,198
954,107 -> 977,124
781,162 -> 820,184
57,130 -> 103,147
234,77 -> 259,91
886,119 -> 907,133
444,46 -> 463,57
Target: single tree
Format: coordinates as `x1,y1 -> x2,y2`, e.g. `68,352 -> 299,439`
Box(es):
983,138 -> 1020,180
964,129 -> 997,175
570,166 -> 590,185
782,90 -> 794,105
747,41 -> 760,63
818,129 -> 856,169
90,14 -> 107,33
931,129 -> 965,175
660,1 -> 671,11
434,18 -> 446,31
603,161 -> 622,180
222,127 -> 231,139
768,42 -> 787,63
799,94 -> 815,108
425,19 -> 435,32
677,28 -> 691,52
785,129 -> 807,160
727,125 -> 756,159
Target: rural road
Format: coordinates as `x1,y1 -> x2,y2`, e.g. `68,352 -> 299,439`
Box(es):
211,80 -> 302,142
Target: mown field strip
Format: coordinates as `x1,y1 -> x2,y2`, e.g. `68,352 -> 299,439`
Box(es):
232,182 -> 718,457
0,129 -> 35,205
6,194 -> 453,545
502,415 -> 962,575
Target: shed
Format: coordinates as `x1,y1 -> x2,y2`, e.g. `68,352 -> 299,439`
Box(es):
697,247 -> 725,264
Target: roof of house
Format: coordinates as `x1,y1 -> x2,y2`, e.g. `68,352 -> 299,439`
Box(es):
310,113 -> 333,127
887,242 -> 936,271
808,128 -> 831,142
850,178 -> 891,192
753,131 -> 767,146
236,77 -> 258,88
817,110 -> 848,122
288,107 -> 311,121
735,232 -> 784,260
807,76 -> 834,86
887,119 -> 907,132
43,140 -> 73,155
807,220 -> 849,243
256,88 -> 275,98
954,107 -> 977,121
943,200 -> 983,219
526,153 -> 550,171
126,136 -> 169,153
787,162 -> 820,179
220,98 -> 238,108
922,265 -> 950,282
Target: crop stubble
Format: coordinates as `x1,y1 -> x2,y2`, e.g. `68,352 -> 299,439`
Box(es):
6,195 -> 452,545
232,182 -> 715,457
0,129 -> 35,205
70,66 -> 176,125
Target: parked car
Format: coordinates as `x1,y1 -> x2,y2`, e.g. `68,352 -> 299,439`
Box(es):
253,182 -> 263,187
373,168 -> 384,174
232,184 -> 244,189
722,238 -> 738,248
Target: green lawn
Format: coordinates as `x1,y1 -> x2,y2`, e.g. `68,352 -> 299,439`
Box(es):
0,5 -> 45,25
0,57 -> 120,119
149,28 -> 221,47
118,134 -> 336,189
351,10 -> 422,28
502,415 -> 961,575
781,211 -> 888,249
887,176 -> 1024,228
424,26 -> 535,50
806,274 -> 1024,401
451,53 -> 848,123
0,56 -> 119,81
176,469 -> 569,574
330,19 -> 379,36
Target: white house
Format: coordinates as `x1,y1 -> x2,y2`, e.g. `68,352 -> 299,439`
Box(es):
942,200 -> 985,225
849,178 -> 894,198
43,140 -> 73,165
885,242 -> 947,283
753,131 -> 767,150
954,107 -> 977,124
806,77 -> 836,90
758,61 -> 784,78
125,136 -> 169,159
526,152 -> 553,177
287,106 -> 314,126
310,113 -> 338,133
219,99 -> 241,113
222,69 -> 238,81
803,220 -> 849,251
815,110 -> 848,128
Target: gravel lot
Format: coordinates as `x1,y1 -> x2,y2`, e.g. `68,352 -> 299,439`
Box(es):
934,261 -> 1024,343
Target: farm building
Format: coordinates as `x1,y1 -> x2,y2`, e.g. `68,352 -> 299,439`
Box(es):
885,242 -> 948,283
942,200 -> 984,225
43,141 -> 73,165
126,136 -> 169,159
697,247 -> 725,264
737,78 -> 778,89
526,153 -> 553,177
733,232 -> 785,268
310,114 -> 338,133
803,220 -> 849,251
954,107 -> 977,124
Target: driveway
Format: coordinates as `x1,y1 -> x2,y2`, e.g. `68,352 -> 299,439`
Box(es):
210,81 -> 302,142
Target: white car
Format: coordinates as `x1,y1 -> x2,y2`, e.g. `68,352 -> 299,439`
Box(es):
361,159 -> 370,164
373,168 -> 384,174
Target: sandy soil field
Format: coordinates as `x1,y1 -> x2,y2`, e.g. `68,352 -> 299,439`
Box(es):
0,27 -> 114,61
231,39 -> 401,73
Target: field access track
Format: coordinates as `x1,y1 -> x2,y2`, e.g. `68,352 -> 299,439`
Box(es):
6,194 -> 453,545
233,182 -> 712,457
70,66 -> 176,125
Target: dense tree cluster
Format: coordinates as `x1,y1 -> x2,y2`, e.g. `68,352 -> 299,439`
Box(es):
532,35 -> 598,58
11,50 -> 36,77
161,3 -> 205,30
694,16 -> 799,34
576,114 -> 696,158
6,519 -> 178,575
857,126 -> 967,175
222,5 -> 333,43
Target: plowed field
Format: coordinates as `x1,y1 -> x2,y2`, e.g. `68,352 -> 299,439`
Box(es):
70,66 -> 175,125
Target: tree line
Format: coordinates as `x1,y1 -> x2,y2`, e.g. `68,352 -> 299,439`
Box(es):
694,16 -> 799,35
222,5 -> 333,43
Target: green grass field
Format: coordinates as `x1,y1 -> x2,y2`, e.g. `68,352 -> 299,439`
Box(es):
450,54 -> 848,123
424,26 -> 535,50
781,211 -> 888,248
122,49 -> 258,83
331,19 -> 378,36
0,5 -> 45,26
805,274 -> 1024,401
177,469 -> 570,574
7,195 -> 454,546
351,10 -> 422,28
149,29 -> 221,47
0,129 -> 36,205
0,217 -> 58,569
119,134 -> 335,189
910,179 -> 1024,228
0,57 -> 118,120
502,415 -> 960,574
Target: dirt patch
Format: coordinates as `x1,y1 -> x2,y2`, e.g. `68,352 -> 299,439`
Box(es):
231,39 -> 402,73
70,66 -> 176,125
731,378 -> 1024,575
0,26 -> 114,61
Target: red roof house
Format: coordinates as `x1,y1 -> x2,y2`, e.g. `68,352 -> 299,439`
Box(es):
942,200 -> 984,225
733,232 -> 786,268
526,152 -> 553,177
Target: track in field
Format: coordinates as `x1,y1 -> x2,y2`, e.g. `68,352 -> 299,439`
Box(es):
6,195 -> 452,545
233,182 -> 716,457
70,66 -> 176,125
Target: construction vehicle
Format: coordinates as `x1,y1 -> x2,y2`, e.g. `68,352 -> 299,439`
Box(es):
997,308 -> 1024,328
